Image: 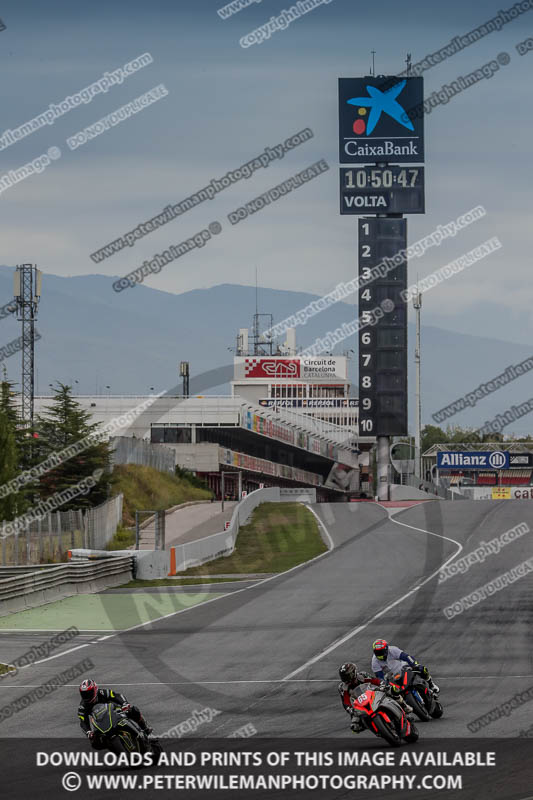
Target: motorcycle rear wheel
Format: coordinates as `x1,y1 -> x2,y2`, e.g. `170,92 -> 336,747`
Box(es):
151,739 -> 163,762
430,700 -> 444,718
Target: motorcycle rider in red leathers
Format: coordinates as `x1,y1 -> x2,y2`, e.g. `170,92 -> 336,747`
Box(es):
338,662 -> 414,733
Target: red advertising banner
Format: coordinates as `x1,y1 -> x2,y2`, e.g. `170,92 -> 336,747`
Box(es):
244,358 -> 300,379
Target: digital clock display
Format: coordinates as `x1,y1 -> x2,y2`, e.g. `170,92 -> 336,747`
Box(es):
344,167 -> 422,189
340,166 -> 425,215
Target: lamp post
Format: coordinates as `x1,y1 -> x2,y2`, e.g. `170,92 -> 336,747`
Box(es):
413,288 -> 422,478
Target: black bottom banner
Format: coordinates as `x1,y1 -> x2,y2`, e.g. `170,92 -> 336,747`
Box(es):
0,738 -> 531,799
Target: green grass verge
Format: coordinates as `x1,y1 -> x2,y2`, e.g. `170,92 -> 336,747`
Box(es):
111,464 -> 212,528
117,577 -> 250,588
177,502 -> 326,576
106,525 -> 136,551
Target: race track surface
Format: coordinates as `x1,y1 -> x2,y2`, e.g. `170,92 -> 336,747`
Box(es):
1,500 -> 532,743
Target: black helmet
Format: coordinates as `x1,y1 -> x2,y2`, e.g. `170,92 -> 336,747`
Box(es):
339,662 -> 357,683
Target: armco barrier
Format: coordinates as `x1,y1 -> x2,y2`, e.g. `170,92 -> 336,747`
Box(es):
0,556 -> 133,616
168,487 -> 281,576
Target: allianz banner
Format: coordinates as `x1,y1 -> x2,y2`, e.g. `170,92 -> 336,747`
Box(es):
437,451 -> 510,470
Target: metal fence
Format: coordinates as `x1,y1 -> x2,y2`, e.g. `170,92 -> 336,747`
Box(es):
0,494 -> 123,566
110,436 -> 175,472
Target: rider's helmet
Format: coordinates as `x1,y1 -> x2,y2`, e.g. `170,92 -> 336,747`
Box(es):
372,639 -> 389,661
339,663 -> 358,684
79,678 -> 98,703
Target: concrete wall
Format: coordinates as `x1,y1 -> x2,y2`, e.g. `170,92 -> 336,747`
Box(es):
390,484 -> 441,500
132,550 -> 171,580
165,443 -> 220,472
279,488 -> 317,503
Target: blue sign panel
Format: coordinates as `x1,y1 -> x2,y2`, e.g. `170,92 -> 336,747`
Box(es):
437,451 -> 510,470
339,76 -> 424,164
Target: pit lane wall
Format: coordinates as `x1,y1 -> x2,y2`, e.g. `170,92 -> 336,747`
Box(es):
166,486 -> 281,577
71,487 -> 317,578
163,486 -> 317,576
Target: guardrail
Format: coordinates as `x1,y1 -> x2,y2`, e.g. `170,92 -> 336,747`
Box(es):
0,555 -> 133,616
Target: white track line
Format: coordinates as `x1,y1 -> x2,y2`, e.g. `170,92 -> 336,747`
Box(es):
282,505 -> 463,680
17,508 -> 335,671
0,679 -> 333,688
2,675 -> 532,689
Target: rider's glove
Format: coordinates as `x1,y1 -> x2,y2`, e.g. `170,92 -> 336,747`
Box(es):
379,681 -> 388,691
121,703 -> 131,712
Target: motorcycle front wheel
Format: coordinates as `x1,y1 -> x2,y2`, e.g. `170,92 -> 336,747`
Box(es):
404,720 -> 419,743
372,714 -> 401,747
406,690 -> 431,721
107,735 -> 129,755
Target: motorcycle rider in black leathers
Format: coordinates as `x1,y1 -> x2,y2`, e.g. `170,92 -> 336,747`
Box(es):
78,679 -> 152,747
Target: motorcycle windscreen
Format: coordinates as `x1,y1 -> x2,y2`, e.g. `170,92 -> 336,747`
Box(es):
90,703 -> 116,733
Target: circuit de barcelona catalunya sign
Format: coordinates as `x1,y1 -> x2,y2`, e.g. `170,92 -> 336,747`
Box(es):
437,451 -> 510,470
338,76 -> 424,164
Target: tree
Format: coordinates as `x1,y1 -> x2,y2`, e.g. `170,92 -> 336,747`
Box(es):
34,383 -> 112,509
446,425 -> 482,444
421,424 -> 447,454
0,406 -> 20,522
481,431 -> 503,443
0,374 -> 37,473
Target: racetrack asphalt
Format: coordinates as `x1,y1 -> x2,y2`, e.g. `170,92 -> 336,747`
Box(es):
1,500 -> 531,744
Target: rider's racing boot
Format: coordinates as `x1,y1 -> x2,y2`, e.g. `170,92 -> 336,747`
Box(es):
138,715 -> 153,736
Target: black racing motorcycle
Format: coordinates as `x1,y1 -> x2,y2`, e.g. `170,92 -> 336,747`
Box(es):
89,703 -> 163,760
388,666 -> 443,722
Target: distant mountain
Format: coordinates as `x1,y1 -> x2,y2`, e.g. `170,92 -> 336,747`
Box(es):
1,267 -> 532,435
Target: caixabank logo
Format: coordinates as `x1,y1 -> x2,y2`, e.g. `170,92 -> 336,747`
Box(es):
339,76 -> 424,164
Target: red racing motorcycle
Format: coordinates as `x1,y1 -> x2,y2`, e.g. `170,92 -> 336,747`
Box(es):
350,682 -> 419,747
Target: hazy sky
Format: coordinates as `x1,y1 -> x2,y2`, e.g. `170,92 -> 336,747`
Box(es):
0,0 -> 531,343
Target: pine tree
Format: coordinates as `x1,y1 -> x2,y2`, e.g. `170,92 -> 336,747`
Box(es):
0,373 -> 36,473
0,373 -> 34,514
0,405 -> 20,523
35,383 -> 112,509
